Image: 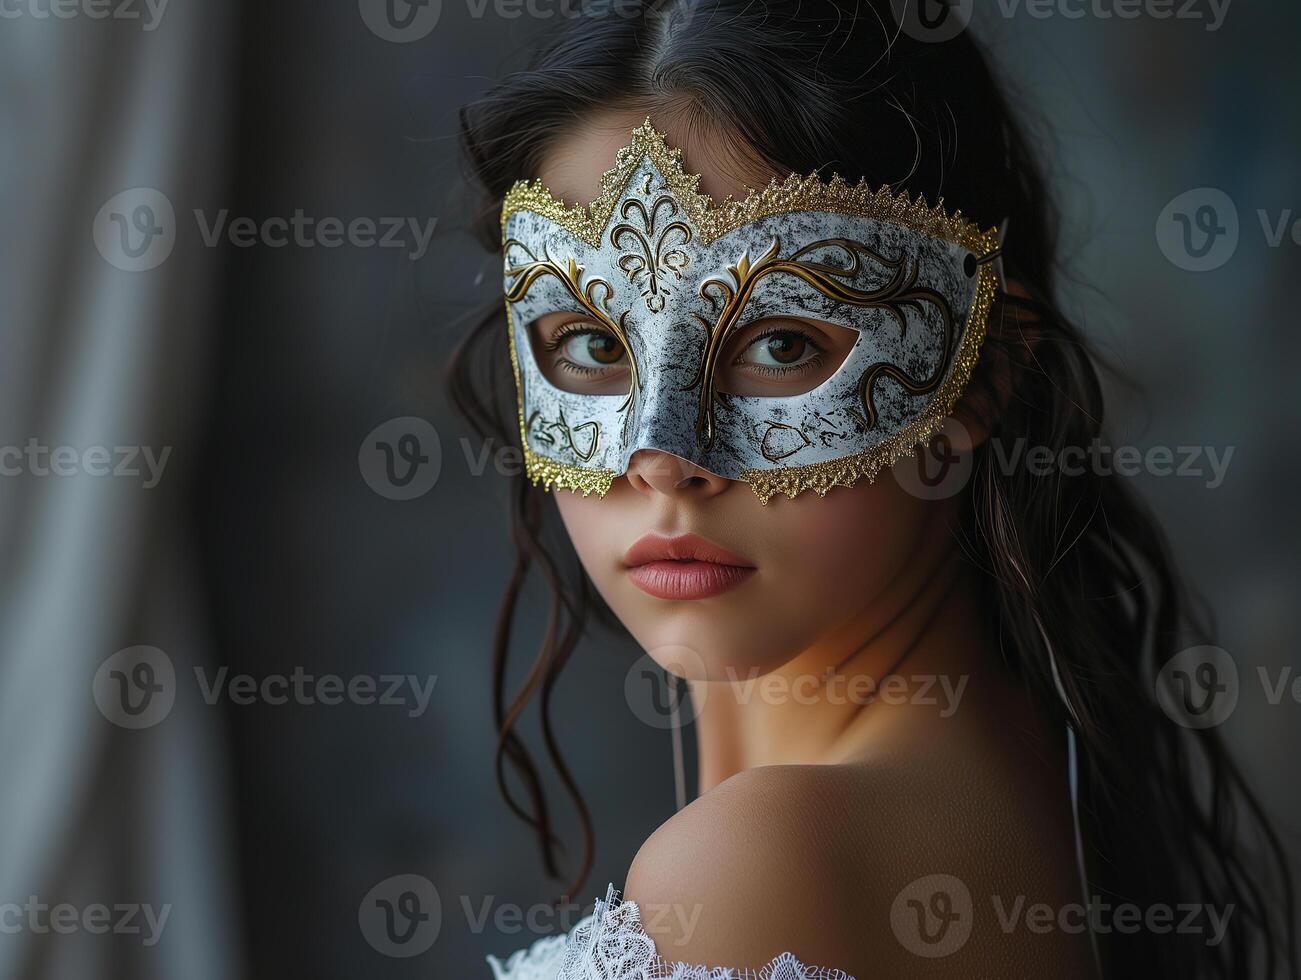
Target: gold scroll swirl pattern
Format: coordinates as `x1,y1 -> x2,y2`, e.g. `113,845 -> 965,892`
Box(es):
688,236 -> 954,452
611,195 -> 692,312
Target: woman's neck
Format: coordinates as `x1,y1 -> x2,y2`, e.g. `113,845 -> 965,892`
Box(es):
689,539 -> 995,794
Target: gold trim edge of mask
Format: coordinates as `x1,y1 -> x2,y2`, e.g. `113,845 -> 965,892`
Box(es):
523,443 -> 615,496
741,259 -> 999,504
500,116 -> 1001,252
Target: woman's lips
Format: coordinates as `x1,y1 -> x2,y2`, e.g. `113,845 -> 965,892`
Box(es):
623,533 -> 756,600
626,561 -> 755,600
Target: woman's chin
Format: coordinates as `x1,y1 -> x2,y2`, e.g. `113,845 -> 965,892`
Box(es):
630,626 -> 810,684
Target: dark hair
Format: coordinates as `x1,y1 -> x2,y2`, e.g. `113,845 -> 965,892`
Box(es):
448,3 -> 1296,976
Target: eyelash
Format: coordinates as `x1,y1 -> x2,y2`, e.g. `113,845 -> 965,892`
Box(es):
542,321 -> 624,377
736,325 -> 827,377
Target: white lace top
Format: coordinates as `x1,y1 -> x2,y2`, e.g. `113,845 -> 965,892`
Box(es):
486,884 -> 854,980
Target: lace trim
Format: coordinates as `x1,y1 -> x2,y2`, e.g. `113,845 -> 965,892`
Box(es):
486,884 -> 855,980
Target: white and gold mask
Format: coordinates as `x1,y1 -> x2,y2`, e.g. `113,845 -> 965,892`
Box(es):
501,118 -> 1002,503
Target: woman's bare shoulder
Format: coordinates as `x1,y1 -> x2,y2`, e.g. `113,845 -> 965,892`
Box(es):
624,753 -> 1096,977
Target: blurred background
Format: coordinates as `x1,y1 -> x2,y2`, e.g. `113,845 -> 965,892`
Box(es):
0,0 -> 1297,976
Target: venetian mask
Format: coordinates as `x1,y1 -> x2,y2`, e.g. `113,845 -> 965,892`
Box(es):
500,118 -> 1002,503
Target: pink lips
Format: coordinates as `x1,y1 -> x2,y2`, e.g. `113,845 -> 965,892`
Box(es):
623,532 -> 756,600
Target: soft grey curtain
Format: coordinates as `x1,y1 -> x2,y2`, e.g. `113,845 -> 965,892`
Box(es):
0,6 -> 242,979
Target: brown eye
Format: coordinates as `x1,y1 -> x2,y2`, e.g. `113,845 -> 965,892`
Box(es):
577,333 -> 624,366
716,316 -> 857,397
759,332 -> 808,365
529,313 -> 631,395
737,329 -> 818,370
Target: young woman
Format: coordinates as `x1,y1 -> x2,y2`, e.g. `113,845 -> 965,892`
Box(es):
449,2 -> 1295,976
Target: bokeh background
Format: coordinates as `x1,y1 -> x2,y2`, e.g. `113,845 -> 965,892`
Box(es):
0,1 -> 1297,976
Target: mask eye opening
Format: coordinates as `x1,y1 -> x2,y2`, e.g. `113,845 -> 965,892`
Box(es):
526,311 -> 633,397
714,314 -> 859,398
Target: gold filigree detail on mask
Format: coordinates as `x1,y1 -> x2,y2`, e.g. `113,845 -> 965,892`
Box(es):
526,408 -> 601,462
758,420 -> 813,462
611,196 -> 692,312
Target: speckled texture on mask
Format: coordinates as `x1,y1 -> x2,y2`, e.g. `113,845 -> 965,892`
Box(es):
501,119 -> 1002,501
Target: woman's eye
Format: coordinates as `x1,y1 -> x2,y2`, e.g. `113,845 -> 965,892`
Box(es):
530,316 -> 631,395
717,317 -> 853,396
737,330 -> 820,369
559,330 -> 625,369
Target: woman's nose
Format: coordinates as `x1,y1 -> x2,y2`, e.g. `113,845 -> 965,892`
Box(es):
624,449 -> 731,498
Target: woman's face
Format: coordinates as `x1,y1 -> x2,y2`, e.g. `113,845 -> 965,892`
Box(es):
533,108 -> 975,679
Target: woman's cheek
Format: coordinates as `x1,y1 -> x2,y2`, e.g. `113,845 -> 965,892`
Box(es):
760,477 -> 929,612
552,490 -> 623,588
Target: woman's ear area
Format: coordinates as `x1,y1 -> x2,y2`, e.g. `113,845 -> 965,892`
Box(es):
947,277 -> 1043,452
